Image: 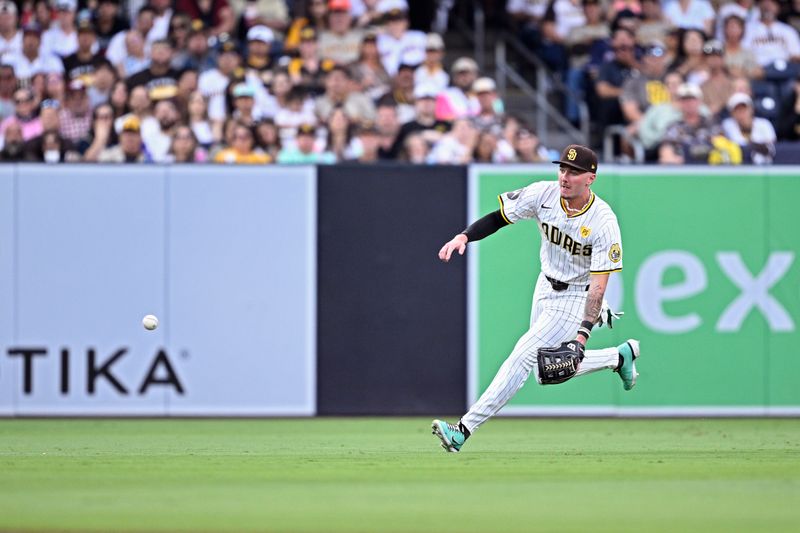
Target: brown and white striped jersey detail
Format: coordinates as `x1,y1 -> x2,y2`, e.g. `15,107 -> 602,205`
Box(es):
498,181 -> 622,284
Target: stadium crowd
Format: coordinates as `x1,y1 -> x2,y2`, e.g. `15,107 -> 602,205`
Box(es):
509,0 -> 800,164
0,0 -> 797,165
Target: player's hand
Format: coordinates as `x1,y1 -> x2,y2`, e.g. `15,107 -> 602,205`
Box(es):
597,298 -> 624,328
438,234 -> 468,262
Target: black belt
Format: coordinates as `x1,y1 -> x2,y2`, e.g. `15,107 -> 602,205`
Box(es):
546,275 -> 589,292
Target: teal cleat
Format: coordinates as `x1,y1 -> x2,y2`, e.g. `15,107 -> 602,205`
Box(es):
432,419 -> 466,453
615,339 -> 640,391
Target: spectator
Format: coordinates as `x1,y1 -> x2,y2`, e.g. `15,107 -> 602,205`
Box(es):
41,0 -> 80,58
31,129 -> 79,162
777,79 -> 800,140
276,85 -> 317,145
610,0 -> 642,19
664,0 -> 715,37
174,68 -> 198,110
244,25 -> 277,79
534,0 -> 587,77
143,99 -> 180,162
637,0 -> 670,46
721,14 -> 762,79
1,87 -> 42,141
374,96 -> 399,159
168,13 -> 192,69
174,0 -> 235,38
389,52 -> 420,123
389,82 -> 448,158
701,39 -> 735,117
472,129 -> 499,163
98,115 -> 151,162
198,39 -> 241,131
594,27 -> 638,131
428,117 -> 477,164
0,120 -> 25,160
179,20 -> 216,73
716,0 -> 761,40
106,6 -> 155,69
507,0 -> 550,43
315,65 -> 375,123
118,30 -> 150,79
109,79 -> 129,118
43,72 -> 65,104
402,131 -> 429,162
58,79 -> 92,143
0,64 -> 15,121
4,24 -> 63,84
659,82 -> 738,164
288,27 -> 334,96
324,105 -> 351,160
149,0 -> 174,42
23,98 -> 69,158
722,92 -> 776,164
351,122 -> 380,163
0,0 -> 21,57
80,103 -> 117,160
637,71 -> 686,155
214,122 -> 271,163
621,40 -> 670,137
514,126 -> 549,162
319,0 -> 363,65
30,0 -> 53,33
231,83 -> 258,125
350,31 -> 389,100
115,85 -> 159,140
94,0 -> 129,53
167,124 -> 207,163
672,28 -> 708,85
127,39 -> 180,102
285,0 -> 329,53
233,0 -> 290,37
354,0 -> 383,29
415,32 -> 448,92
376,3 -> 426,77
186,90 -> 215,147
62,18 -> 103,85
254,117 -> 280,159
435,56 -> 479,121
277,122 -> 335,163
472,77 -> 503,132
743,0 -> 800,68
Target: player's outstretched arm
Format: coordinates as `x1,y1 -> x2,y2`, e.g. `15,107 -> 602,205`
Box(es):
576,273 -> 610,344
438,210 -> 510,263
439,234 -> 468,262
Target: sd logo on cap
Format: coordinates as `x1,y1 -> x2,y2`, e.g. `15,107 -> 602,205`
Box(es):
552,144 -> 598,173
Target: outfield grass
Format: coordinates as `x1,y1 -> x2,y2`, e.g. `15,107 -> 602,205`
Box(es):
1,419 -> 799,532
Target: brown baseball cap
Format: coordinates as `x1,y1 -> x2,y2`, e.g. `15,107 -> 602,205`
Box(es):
552,144 -> 598,173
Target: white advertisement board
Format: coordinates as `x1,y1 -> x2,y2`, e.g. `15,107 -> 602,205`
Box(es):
0,165 -> 316,416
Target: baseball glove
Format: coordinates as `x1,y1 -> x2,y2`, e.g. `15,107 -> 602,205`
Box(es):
537,341 -> 585,385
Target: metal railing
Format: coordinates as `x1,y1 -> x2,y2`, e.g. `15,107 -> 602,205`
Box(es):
495,39 -> 589,147
450,0 -> 486,70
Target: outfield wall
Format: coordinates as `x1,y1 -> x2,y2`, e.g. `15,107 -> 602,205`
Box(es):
0,165 -> 317,416
0,164 -> 797,416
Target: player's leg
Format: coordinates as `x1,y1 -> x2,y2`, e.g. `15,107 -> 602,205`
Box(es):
432,276 -> 556,452
459,306 -> 574,434
575,341 -> 640,392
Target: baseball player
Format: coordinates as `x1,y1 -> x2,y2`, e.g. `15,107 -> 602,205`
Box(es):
432,144 -> 640,453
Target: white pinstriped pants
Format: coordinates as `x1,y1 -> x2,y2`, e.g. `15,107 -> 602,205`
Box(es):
461,273 -> 620,433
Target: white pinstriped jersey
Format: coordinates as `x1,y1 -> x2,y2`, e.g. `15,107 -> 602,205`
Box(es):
498,181 -> 622,285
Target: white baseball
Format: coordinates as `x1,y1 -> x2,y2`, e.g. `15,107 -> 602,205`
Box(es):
142,314 -> 159,331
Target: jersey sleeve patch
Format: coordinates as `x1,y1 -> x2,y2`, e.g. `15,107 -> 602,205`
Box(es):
609,243 -> 622,263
